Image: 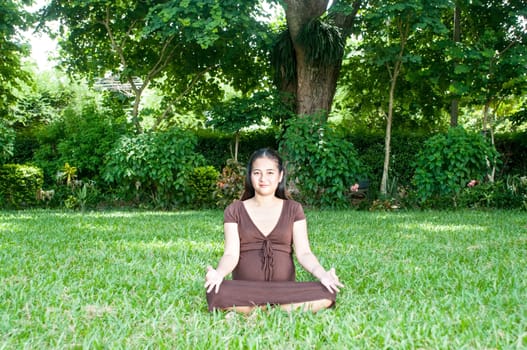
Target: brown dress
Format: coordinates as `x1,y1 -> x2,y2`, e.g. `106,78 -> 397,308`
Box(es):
206,199 -> 337,311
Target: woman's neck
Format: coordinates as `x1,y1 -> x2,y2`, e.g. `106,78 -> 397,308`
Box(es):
250,194 -> 282,207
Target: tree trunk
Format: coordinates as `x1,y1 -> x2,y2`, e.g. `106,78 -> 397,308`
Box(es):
450,3 -> 461,127
482,101 -> 496,182
131,86 -> 145,133
234,132 -> 240,163
295,48 -> 341,116
283,0 -> 360,118
380,62 -> 400,196
380,18 -> 409,196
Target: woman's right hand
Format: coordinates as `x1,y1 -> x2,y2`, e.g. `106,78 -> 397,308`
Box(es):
319,267 -> 344,294
204,266 -> 223,294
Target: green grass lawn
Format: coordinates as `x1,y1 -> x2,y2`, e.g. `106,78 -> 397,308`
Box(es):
1,209 -> 526,349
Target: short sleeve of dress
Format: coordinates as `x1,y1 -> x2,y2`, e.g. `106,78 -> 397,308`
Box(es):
290,200 -> 306,222
224,201 -> 240,223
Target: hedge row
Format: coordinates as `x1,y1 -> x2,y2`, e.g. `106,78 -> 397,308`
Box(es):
0,164 -> 43,208
2,127 -> 526,210
197,130 -> 527,187
195,128 -> 278,170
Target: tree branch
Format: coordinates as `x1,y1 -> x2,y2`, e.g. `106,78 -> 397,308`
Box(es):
152,64 -> 221,130
284,0 -> 329,39
329,0 -> 362,37
145,35 -> 177,83
100,6 -> 128,77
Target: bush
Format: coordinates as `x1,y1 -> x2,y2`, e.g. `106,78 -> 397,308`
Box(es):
280,114 -> 363,208
457,175 -> 527,210
214,159 -> 245,208
347,130 -> 428,200
0,164 -> 43,208
345,132 -> 383,192
51,163 -> 103,211
412,127 -> 500,203
495,131 -> 527,176
31,120 -> 66,185
12,130 -> 40,165
104,127 -> 204,209
195,129 -> 233,170
0,121 -> 15,164
187,166 -> 220,209
56,98 -> 128,182
20,88 -> 129,188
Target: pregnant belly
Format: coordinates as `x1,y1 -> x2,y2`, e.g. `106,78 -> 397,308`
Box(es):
233,250 -> 295,281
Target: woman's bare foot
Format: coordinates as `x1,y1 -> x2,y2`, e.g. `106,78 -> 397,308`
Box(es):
279,298 -> 333,313
224,305 -> 256,314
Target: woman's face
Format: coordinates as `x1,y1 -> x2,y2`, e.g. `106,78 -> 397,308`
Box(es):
250,156 -> 283,197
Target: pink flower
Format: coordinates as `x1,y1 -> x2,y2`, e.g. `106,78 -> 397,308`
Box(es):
350,183 -> 360,192
467,180 -> 478,187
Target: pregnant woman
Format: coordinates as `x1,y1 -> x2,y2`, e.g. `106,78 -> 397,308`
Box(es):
205,148 -> 343,313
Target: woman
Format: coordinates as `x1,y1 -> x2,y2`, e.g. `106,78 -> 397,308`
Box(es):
205,148 -> 343,313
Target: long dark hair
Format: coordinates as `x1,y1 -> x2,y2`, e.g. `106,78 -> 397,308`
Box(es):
240,148 -> 289,200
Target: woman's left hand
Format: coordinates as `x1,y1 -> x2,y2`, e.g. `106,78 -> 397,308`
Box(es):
319,267 -> 344,294
204,266 -> 224,294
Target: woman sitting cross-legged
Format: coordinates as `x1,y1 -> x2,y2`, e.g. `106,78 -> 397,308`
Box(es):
205,148 -> 344,313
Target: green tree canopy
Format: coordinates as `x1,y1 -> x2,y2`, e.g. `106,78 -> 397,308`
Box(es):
0,0 -> 33,118
42,0 -> 272,132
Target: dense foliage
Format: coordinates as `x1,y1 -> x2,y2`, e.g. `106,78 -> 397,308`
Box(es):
41,0 -> 271,131
495,132 -> 527,176
103,128 -> 204,209
22,89 -> 129,186
214,159 -> 246,208
1,73 -> 525,211
0,121 -> 15,163
412,127 -> 500,204
457,175 -> 527,210
0,0 -> 32,118
0,164 -> 43,208
186,166 -> 220,209
196,128 -> 278,170
338,0 -> 527,131
280,114 -> 363,208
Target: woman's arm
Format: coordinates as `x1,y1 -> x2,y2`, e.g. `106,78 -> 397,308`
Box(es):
293,220 -> 324,277
205,223 -> 240,293
293,220 -> 344,293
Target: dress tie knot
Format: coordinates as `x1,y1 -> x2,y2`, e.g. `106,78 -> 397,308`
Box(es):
261,239 -> 274,281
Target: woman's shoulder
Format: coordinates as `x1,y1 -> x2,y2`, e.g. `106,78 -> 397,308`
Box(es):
224,200 -> 244,221
285,198 -> 303,208
284,199 -> 306,220
224,200 -> 243,212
